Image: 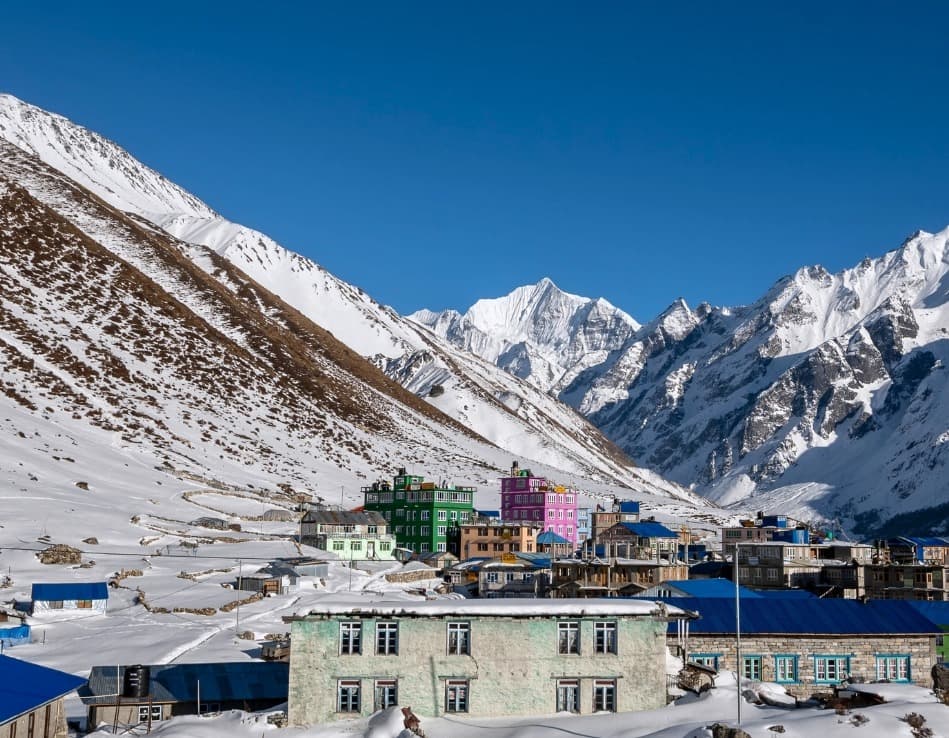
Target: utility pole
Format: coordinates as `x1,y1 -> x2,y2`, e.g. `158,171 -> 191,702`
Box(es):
235,559 -> 242,634
734,542 -> 743,727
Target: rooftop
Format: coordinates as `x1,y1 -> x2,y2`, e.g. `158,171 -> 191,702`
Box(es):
293,598 -> 692,620
31,582 -> 109,601
0,655 -> 85,724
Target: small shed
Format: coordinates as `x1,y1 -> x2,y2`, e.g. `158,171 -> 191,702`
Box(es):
31,582 -> 108,616
417,551 -> 458,571
79,662 -> 289,728
0,655 -> 85,738
0,608 -> 30,647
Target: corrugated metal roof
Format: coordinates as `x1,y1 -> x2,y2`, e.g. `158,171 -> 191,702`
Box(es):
906,601 -> 949,626
663,579 -> 762,598
303,510 -> 386,526
620,522 -> 678,538
0,655 -> 85,724
31,582 -> 108,601
536,531 -> 570,544
80,663 -> 289,705
655,597 -> 942,635
751,588 -> 818,599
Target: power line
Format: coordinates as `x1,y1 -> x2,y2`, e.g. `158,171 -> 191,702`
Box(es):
0,545 -> 303,562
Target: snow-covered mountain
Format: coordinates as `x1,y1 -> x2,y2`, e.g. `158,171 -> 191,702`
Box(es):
415,238 -> 949,535
410,278 -> 640,393
0,93 -> 707,521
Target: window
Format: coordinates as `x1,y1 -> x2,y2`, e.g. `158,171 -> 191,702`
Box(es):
47,600 -> 64,609
420,510 -> 430,521
594,621 -> 617,654
689,654 -> 720,670
374,679 -> 398,710
137,705 -> 162,722
741,656 -> 762,681
814,655 -> 850,683
420,526 -> 430,537
774,655 -> 798,683
558,510 -> 564,519
76,599 -> 93,609
556,679 -> 580,713
437,542 -> 447,552
445,680 -> 469,713
493,543 -> 504,551
337,680 -> 361,713
477,543 -> 488,551
486,571 -> 499,583
437,526 -> 447,536
333,540 -> 345,551
447,622 -> 470,655
438,510 -> 447,521
450,511 -> 457,521
350,540 -> 362,550
548,510 -> 556,519
567,510 -> 573,519
875,655 -> 910,682
593,679 -> 616,712
558,621 -> 580,654
376,622 -> 398,654
340,621 -> 361,654
379,541 -> 391,551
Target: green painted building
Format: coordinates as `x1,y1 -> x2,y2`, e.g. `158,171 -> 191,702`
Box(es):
287,599 -> 690,725
362,468 -> 475,554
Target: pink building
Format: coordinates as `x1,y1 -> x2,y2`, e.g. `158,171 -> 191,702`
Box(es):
500,461 -> 579,546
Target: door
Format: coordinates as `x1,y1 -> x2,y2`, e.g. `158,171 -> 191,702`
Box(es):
367,541 -> 376,559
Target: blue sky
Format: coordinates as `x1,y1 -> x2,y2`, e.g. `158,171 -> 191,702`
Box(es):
4,2 -> 949,320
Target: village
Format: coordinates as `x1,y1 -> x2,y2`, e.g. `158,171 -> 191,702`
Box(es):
2,461 -> 949,737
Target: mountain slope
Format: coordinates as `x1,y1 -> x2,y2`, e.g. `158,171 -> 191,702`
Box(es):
0,93 -> 705,503
416,236 -> 949,534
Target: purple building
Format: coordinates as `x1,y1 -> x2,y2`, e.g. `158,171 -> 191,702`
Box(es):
500,461 -> 579,546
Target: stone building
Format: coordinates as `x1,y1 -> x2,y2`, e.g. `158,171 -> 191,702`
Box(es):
0,655 -> 84,738
287,599 -> 691,725
664,597 -> 940,697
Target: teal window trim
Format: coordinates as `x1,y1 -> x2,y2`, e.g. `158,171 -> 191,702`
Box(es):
874,653 -> 911,682
741,654 -> 763,680
773,654 -> 799,684
813,654 -> 851,684
689,653 -> 721,670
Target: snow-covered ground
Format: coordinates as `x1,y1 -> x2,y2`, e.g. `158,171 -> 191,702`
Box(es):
90,672 -> 949,738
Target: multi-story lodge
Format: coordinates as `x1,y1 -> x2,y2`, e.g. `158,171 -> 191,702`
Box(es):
455,521 -> 542,559
300,509 -> 397,561
721,514 -> 809,555
363,469 -> 475,554
551,557 -> 689,597
499,461 -> 579,546
590,500 -> 640,542
733,541 -> 874,590
287,599 -> 691,724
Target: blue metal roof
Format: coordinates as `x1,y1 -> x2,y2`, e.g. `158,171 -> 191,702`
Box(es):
537,530 -> 570,544
620,522 -> 678,538
895,536 -> 949,547
656,597 -> 942,635
80,662 -> 289,705
906,601 -> 949,626
0,655 -> 86,724
662,579 -> 762,598
751,588 -> 818,599
31,582 -> 108,601
618,501 -> 640,514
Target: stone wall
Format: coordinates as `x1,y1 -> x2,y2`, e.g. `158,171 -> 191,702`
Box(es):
289,613 -> 668,725
686,633 -> 935,696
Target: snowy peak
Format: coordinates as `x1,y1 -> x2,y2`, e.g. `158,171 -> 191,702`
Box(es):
0,93 -> 214,220
411,279 -> 640,393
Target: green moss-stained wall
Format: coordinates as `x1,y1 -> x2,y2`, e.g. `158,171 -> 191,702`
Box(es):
289,613 -> 669,724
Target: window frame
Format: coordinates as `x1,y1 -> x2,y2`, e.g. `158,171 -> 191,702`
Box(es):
689,653 -> 720,670
592,679 -> 616,712
558,621 -> 580,655
556,679 -> 580,713
337,679 -> 361,713
593,621 -> 617,654
445,679 -> 469,713
813,655 -> 850,684
137,705 -> 162,723
376,621 -> 399,655
374,679 -> 398,711
339,621 -> 362,655
874,654 -> 910,682
773,654 -> 798,683
741,655 -> 762,681
447,621 -> 471,655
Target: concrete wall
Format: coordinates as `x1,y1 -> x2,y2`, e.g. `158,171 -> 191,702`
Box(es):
685,633 -> 936,696
289,613 -> 669,725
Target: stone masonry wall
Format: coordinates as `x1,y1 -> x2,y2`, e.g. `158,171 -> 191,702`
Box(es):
289,613 -> 669,725
686,634 -> 935,697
